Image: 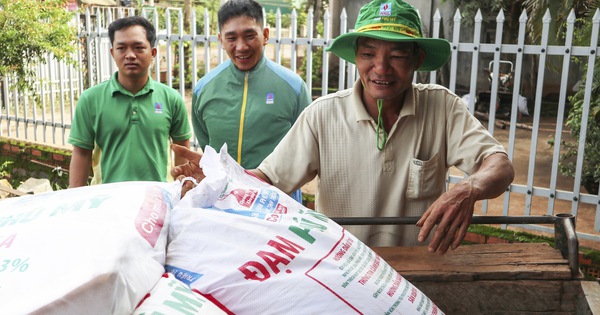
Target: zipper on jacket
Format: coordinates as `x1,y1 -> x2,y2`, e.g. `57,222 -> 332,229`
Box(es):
237,73 -> 249,164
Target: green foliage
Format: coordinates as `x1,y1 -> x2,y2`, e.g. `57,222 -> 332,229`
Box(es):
193,1 -> 220,34
0,153 -> 69,191
301,193 -> 315,208
143,6 -> 168,32
441,0 -> 507,27
265,8 -> 307,32
466,224 -> 555,246
0,160 -> 13,178
522,0 -> 597,44
0,145 -> 70,190
171,41 -> 206,88
554,9 -> 600,195
581,246 -> 600,266
150,1 -> 306,37
442,0 -> 593,43
0,0 -> 78,94
299,47 -> 321,87
558,62 -> 600,194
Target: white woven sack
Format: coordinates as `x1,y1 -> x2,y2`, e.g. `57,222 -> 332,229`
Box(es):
166,145 -> 443,315
132,272 -> 227,315
0,181 -> 181,315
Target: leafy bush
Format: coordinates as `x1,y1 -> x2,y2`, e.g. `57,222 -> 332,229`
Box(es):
558,61 -> 600,195
0,0 -> 77,94
552,11 -> 600,195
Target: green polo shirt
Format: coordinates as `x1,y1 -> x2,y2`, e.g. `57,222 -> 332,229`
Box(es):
69,72 -> 191,184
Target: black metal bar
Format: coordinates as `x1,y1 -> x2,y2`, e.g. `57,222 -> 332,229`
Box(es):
330,215 -> 556,226
553,213 -> 579,277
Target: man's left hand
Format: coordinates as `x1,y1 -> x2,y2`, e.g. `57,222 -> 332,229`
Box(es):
416,182 -> 475,254
415,153 -> 514,254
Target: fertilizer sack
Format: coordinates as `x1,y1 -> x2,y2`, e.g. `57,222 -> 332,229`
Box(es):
0,181 -> 181,315
166,145 -> 443,315
132,273 -> 227,315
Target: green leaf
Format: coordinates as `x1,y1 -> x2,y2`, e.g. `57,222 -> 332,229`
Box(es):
0,0 -> 78,95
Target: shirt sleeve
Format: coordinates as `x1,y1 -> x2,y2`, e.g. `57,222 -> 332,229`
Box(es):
258,106 -> 320,194
169,92 -> 192,141
445,94 -> 507,174
192,87 -> 209,150
68,93 -> 95,150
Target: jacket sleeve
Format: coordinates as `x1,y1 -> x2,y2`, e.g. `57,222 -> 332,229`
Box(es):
192,87 -> 209,151
293,80 -> 312,123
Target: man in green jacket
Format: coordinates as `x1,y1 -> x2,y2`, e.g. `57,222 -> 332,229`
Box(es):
192,0 -> 310,202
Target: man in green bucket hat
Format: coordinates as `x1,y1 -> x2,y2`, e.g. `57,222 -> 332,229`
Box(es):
171,0 -> 514,253
327,0 -> 450,72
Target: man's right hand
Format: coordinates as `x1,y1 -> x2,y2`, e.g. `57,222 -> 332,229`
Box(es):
170,144 -> 205,197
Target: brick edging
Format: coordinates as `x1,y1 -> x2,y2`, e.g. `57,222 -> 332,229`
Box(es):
0,137 -> 71,170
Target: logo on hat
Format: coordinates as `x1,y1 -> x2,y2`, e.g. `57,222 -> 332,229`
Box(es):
379,3 -> 392,16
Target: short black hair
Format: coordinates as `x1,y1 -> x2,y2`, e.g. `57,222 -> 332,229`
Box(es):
218,0 -> 264,31
108,16 -> 156,47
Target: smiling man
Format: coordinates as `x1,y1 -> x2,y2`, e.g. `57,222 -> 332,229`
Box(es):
191,0 -> 310,203
172,0 -> 514,252
69,16 -> 191,187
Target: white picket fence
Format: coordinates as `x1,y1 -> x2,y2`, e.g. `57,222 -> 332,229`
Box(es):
1,5 -> 599,241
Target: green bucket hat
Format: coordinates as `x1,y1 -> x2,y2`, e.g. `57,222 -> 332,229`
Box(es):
326,0 -> 451,71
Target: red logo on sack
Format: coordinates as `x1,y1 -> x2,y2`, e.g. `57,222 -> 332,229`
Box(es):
135,186 -> 168,247
228,188 -> 258,208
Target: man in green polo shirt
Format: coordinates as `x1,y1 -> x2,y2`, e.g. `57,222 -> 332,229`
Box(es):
68,16 -> 191,187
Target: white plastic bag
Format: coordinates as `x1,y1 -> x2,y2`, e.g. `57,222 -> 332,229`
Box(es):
166,145 -> 443,315
518,94 -> 529,116
0,181 -> 181,315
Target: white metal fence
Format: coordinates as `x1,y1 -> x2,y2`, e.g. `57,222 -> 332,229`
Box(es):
1,5 -> 599,241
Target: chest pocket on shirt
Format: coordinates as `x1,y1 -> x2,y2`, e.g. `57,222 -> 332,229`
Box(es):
406,153 -> 442,200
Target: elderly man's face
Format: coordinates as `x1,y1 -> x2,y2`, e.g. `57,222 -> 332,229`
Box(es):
355,37 -> 424,104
